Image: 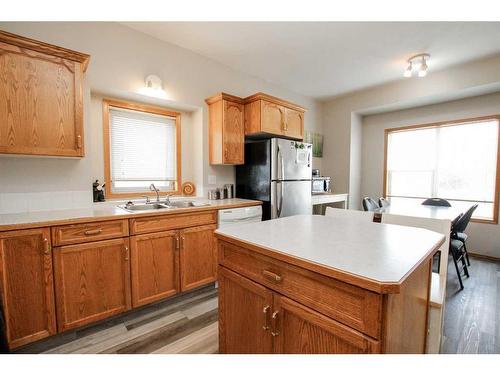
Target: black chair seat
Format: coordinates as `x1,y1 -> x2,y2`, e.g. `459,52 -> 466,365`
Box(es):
452,232 -> 468,243
450,239 -> 464,252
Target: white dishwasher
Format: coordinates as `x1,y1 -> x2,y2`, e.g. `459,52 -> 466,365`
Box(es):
217,205 -> 262,228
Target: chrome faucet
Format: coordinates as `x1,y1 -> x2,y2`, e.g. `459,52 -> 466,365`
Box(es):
149,184 -> 160,202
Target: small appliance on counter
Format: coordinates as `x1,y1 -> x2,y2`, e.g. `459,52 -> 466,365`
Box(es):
312,170 -> 331,194
208,183 -> 234,200
92,180 -> 105,202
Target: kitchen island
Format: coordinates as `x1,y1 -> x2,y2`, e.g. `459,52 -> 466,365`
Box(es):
215,215 -> 445,354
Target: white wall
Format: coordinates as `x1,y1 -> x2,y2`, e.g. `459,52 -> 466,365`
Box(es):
321,53 -> 500,208
361,92 -> 500,258
0,22 -> 322,206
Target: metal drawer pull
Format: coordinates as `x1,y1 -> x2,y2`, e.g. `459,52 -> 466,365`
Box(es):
84,229 -> 102,236
271,311 -> 280,336
263,270 -> 282,282
124,246 -> 129,261
262,305 -> 271,331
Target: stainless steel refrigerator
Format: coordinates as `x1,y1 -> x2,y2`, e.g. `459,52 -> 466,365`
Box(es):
235,138 -> 312,220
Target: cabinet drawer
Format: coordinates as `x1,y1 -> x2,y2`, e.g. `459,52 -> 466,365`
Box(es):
218,240 -> 382,339
130,211 -> 217,235
51,220 -> 129,246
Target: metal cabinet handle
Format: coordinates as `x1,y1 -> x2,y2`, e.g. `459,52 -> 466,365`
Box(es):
176,235 -> 180,250
263,270 -> 282,282
271,310 -> 280,336
84,229 -> 102,236
77,135 -> 82,149
43,238 -> 50,255
262,305 -> 271,331
124,246 -> 129,261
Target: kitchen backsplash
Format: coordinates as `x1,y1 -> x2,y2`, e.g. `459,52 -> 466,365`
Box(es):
0,190 -> 93,214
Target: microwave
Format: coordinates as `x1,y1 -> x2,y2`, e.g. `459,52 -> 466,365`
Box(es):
312,176 -> 331,194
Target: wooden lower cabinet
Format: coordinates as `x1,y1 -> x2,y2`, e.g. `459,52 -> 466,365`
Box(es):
0,228 -> 56,349
130,231 -> 179,307
53,238 -> 131,332
219,267 -> 379,354
180,224 -> 217,292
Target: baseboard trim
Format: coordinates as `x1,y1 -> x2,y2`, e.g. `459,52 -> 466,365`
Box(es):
469,252 -> 500,263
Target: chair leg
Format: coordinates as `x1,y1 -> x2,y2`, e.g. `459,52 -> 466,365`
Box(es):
452,254 -> 464,290
463,242 -> 471,266
462,257 -> 470,278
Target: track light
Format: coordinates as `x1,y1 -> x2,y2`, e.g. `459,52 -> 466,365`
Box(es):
403,53 -> 430,78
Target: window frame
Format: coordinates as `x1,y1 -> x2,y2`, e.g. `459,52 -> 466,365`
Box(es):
383,115 -> 500,224
103,98 -> 182,199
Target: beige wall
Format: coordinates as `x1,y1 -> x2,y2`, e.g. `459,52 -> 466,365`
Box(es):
361,92 -> 500,257
321,53 -> 500,208
0,22 -> 322,200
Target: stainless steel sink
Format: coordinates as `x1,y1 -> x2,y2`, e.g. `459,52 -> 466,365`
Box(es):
167,201 -> 195,208
120,203 -> 169,211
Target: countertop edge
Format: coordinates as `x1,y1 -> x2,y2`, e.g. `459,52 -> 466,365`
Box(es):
215,231 -> 444,294
0,200 -> 262,232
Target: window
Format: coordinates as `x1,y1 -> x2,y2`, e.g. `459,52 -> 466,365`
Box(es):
384,117 -> 500,223
103,99 -> 181,198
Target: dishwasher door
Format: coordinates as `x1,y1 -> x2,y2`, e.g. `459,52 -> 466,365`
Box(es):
217,206 -> 262,228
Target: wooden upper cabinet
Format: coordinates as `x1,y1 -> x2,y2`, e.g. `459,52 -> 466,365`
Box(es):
206,93 -> 244,165
130,231 -> 180,308
0,228 -> 56,349
244,93 -> 305,140
0,30 -> 90,157
180,224 -> 217,292
53,238 -> 131,332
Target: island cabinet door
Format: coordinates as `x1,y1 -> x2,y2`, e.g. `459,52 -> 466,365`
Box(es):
53,238 -> 132,332
130,231 -> 180,308
0,228 -> 56,349
180,224 -> 217,292
272,295 -> 380,354
218,267 -> 274,354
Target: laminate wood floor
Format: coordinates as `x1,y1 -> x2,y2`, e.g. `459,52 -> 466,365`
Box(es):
441,256 -> 500,354
15,285 -> 219,354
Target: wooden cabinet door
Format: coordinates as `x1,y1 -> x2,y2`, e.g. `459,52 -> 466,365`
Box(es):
261,100 -> 284,135
284,108 -> 304,140
219,267 -> 273,354
180,224 -> 217,291
272,295 -> 379,354
0,38 -> 85,157
222,100 -> 244,164
53,238 -> 131,332
0,228 -> 56,349
130,231 -> 179,308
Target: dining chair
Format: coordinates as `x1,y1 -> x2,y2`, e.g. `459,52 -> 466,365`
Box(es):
362,197 -> 380,212
449,213 -> 469,291
451,204 -> 478,266
0,300 -> 8,353
378,197 -> 390,208
325,207 -> 374,223
422,198 -> 452,207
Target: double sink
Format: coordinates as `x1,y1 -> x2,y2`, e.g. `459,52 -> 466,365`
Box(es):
119,200 -> 204,212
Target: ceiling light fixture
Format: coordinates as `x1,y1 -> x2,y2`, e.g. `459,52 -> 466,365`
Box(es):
403,53 -> 430,78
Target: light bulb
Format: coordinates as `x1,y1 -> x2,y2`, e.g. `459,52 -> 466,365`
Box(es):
418,58 -> 428,77
403,62 -> 412,78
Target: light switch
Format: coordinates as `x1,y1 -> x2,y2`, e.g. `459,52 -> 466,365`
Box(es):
208,175 -> 217,185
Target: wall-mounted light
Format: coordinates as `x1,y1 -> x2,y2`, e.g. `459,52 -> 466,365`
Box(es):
139,74 -> 168,99
403,53 -> 430,78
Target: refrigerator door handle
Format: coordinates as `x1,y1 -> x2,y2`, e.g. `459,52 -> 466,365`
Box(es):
276,181 -> 283,218
277,145 -> 285,180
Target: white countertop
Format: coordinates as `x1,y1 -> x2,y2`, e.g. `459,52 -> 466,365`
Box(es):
215,214 -> 444,286
0,198 -> 261,231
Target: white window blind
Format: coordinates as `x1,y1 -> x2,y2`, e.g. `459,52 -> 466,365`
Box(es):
386,119 -> 499,221
109,107 -> 177,193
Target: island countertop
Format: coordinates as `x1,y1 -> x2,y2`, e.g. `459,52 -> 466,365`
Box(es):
215,214 -> 444,293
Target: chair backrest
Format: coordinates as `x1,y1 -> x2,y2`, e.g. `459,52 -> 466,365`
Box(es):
422,198 -> 451,207
362,197 -> 380,212
453,204 -> 478,233
325,207 -> 374,223
378,197 -> 390,208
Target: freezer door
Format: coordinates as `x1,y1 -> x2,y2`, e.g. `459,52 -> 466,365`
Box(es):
271,180 -> 312,219
271,138 -> 312,181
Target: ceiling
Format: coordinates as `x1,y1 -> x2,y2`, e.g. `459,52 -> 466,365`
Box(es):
123,22 -> 500,99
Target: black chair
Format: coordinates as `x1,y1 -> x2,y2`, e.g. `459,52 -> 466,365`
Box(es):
451,204 -> 478,266
449,213 -> 469,291
362,197 -> 380,212
422,198 -> 451,207
378,197 -> 390,208
0,300 -> 8,353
